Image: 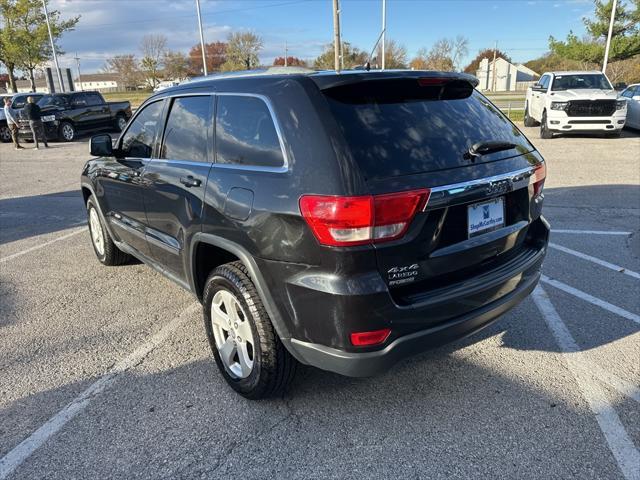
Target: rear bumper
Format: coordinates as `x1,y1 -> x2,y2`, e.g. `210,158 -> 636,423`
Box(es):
286,266 -> 540,377
271,217 -> 549,376
546,109 -> 626,132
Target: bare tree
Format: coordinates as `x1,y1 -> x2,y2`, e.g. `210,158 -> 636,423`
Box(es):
163,50 -> 190,80
374,39 -> 408,69
104,54 -> 141,90
140,34 -> 167,88
410,36 -> 469,72
221,32 -> 263,71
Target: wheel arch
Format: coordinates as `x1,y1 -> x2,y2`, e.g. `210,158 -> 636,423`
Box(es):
190,233 -> 294,345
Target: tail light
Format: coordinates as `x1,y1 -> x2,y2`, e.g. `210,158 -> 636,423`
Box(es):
350,328 -> 391,346
531,162 -> 546,197
299,189 -> 430,247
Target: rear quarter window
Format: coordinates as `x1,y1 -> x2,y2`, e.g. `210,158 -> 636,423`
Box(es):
323,79 -> 534,179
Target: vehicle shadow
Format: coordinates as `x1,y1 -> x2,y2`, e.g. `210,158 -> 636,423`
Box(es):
0,346 -> 624,479
0,190 -> 86,245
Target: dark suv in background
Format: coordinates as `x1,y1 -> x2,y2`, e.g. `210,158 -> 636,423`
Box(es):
81,69 -> 548,399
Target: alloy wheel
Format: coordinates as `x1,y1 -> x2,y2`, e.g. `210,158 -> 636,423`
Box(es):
0,126 -> 10,142
210,289 -> 255,379
88,207 -> 105,256
62,124 -> 74,141
117,116 -> 127,131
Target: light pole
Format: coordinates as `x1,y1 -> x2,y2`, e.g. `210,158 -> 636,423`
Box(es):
602,0 -> 618,73
196,0 -> 208,76
332,0 -> 341,72
381,0 -> 386,70
74,53 -> 82,91
42,0 -> 64,92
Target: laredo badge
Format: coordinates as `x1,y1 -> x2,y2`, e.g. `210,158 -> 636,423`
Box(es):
388,263 -> 420,286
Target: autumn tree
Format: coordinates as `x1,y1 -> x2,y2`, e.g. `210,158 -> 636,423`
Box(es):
140,34 -> 167,88
103,54 -> 141,89
188,41 -> 227,75
463,48 -> 512,74
0,0 -> 79,92
221,32 -> 262,71
549,0 -> 640,64
273,56 -> 308,67
163,50 -> 190,80
313,42 -> 367,69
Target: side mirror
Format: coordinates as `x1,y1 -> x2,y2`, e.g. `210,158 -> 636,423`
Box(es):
90,134 -> 114,157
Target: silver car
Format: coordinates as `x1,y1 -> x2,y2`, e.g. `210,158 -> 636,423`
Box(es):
619,84 -> 640,129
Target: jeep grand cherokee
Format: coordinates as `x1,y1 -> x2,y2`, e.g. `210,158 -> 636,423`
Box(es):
81,69 -> 549,399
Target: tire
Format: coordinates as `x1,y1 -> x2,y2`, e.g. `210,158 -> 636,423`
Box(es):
115,114 -> 127,132
540,111 -> 553,139
59,121 -> 75,142
203,261 -> 297,399
0,124 -> 11,143
523,104 -> 537,127
86,197 -> 130,266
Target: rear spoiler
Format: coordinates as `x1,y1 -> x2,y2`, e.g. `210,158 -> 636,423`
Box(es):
309,70 -> 479,91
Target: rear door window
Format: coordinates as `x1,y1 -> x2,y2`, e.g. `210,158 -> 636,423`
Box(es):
323,79 -> 534,179
215,95 -> 284,169
160,96 -> 211,162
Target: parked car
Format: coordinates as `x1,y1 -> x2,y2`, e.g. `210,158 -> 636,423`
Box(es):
524,70 -> 627,138
0,93 -> 13,142
0,92 -> 45,143
17,91 -> 132,142
619,83 -> 640,129
81,69 -> 549,398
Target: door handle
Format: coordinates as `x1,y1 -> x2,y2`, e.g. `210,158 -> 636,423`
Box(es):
180,176 -> 201,188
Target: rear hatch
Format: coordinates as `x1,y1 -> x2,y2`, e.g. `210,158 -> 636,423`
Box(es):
321,75 -> 543,305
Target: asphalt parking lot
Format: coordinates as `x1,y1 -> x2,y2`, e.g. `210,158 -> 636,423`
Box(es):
0,127 -> 639,479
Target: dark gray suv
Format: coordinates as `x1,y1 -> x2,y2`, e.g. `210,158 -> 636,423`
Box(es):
81,69 -> 549,398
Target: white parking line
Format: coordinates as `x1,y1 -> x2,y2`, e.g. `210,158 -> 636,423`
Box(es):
541,275 -> 640,325
0,227 -> 87,264
551,229 -> 632,236
532,286 -> 640,480
0,302 -> 200,480
549,243 -> 640,280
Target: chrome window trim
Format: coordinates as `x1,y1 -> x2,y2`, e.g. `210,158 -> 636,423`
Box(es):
212,92 -> 289,174
426,164 -> 541,210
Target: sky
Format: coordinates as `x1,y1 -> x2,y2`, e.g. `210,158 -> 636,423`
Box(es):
40,0 -> 597,74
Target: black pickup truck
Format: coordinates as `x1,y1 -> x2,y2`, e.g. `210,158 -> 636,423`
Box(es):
18,91 -> 132,142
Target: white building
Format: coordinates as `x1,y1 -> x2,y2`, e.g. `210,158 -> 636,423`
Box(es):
75,73 -> 120,92
476,57 -> 539,92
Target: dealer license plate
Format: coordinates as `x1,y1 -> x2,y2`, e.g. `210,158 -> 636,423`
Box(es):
467,197 -> 505,238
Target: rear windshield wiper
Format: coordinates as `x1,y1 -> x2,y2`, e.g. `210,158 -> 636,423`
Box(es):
465,141 -> 517,160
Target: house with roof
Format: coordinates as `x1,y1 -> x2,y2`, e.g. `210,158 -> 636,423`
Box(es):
476,57 -> 539,92
75,73 -> 120,92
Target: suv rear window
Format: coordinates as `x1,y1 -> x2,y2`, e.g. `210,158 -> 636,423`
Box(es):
323,79 -> 533,179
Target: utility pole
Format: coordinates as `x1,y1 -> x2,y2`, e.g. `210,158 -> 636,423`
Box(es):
42,0 -> 64,92
491,40 -> 498,92
196,0 -> 208,76
602,0 -> 618,73
285,41 -> 288,67
332,0 -> 341,72
381,0 -> 386,70
74,53 -> 82,91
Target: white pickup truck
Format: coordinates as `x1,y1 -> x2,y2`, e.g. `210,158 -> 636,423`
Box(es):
524,71 -> 627,138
